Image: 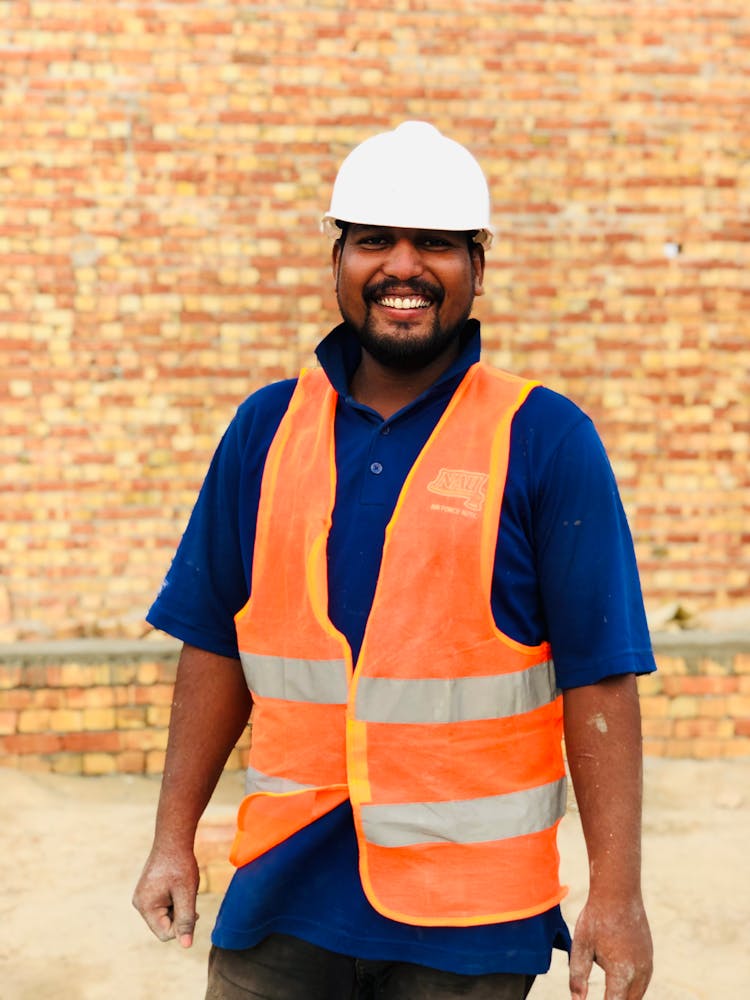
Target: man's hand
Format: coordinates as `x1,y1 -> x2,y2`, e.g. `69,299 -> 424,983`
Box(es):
569,894 -> 653,1000
132,845 -> 200,948
563,674 -> 653,1000
131,645 -> 251,947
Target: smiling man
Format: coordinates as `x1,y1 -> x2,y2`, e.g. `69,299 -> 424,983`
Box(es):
334,223 -> 482,374
134,122 -> 655,1000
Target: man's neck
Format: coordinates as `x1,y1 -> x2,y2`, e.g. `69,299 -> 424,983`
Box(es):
349,342 -> 461,420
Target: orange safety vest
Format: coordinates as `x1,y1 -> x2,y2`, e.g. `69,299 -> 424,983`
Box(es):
232,361 -> 567,926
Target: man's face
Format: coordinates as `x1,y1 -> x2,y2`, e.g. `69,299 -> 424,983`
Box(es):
332,224 -> 484,372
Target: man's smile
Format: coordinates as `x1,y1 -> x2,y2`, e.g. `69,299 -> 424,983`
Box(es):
376,295 -> 432,310
365,278 -> 442,316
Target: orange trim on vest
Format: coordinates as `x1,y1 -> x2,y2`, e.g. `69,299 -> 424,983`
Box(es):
360,824 -> 563,925
233,362 -> 567,924
361,700 -> 564,804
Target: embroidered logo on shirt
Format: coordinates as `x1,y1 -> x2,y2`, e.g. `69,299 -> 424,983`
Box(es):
427,468 -> 489,514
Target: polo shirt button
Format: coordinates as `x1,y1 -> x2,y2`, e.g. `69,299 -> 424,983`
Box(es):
381,425 -> 391,435
370,462 -> 383,475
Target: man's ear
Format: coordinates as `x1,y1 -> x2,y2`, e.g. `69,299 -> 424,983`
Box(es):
471,244 -> 485,296
332,240 -> 342,282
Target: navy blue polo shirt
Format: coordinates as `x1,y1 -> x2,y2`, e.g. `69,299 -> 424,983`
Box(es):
147,319 -> 655,975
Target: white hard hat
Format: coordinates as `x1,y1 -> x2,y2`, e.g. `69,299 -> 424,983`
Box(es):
321,121 -> 493,248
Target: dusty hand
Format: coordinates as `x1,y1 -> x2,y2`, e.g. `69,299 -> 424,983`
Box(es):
569,896 -> 653,1000
132,845 -> 200,948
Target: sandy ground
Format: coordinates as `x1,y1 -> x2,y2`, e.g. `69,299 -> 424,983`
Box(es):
2,757 -> 749,1000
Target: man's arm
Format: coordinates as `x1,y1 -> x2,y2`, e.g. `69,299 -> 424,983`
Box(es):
132,643 -> 252,948
563,673 -> 653,1000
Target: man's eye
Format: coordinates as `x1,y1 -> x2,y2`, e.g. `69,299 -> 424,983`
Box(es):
359,237 -> 388,246
422,238 -> 451,249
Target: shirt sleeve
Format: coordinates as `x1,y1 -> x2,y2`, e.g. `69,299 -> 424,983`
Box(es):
527,395 -> 655,689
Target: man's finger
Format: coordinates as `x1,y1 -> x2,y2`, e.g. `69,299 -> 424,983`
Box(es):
170,883 -> 199,949
569,939 -> 593,1000
608,965 -> 652,1000
602,966 -> 635,1000
138,902 -> 177,942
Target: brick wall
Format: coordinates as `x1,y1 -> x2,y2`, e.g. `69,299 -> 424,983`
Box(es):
1,636 -> 749,776
1,1 -> 748,640
641,633 -> 750,758
0,639 -> 250,774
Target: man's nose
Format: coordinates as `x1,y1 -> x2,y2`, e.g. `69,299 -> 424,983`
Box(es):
383,238 -> 424,280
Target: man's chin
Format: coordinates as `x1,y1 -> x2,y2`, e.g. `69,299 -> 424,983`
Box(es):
360,335 -> 456,373
341,308 -> 469,373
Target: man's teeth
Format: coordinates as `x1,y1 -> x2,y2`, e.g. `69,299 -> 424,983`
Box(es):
378,296 -> 430,310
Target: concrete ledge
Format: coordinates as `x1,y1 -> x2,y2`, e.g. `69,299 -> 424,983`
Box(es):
0,630 -> 748,659
651,631 -> 750,655
0,638 -> 182,663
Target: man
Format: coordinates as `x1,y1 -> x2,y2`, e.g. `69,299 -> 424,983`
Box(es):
134,121 -> 654,999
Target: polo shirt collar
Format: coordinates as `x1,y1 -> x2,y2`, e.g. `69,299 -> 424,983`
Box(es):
314,319 -> 482,400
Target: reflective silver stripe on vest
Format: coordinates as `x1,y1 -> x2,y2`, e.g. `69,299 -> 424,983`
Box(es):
239,652 -> 348,704
361,777 -> 567,847
355,659 -> 558,724
244,765 -> 316,797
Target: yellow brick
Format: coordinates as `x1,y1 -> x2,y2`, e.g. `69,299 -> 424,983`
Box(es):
641,718 -> 673,739
722,739 -> 750,758
51,753 -> 84,775
692,739 -> 731,759
642,740 -> 666,758
59,664 -> 110,687
640,696 -> 670,718
727,694 -> 750,718
49,709 -> 84,732
83,688 -> 116,709
116,707 -> 148,729
82,707 -> 117,730
699,656 -> 734,677
637,674 -> 662,696
204,863 -> 234,896
653,655 -> 688,676
109,663 -> 139,685
663,740 -> 695,759
136,661 -> 160,685
699,697 -> 730,718
668,696 -> 699,719
82,753 -> 117,775
116,750 -> 146,774
146,706 -> 171,727
146,750 -> 167,774
17,709 -> 52,733
122,728 -> 168,752
0,666 -> 22,689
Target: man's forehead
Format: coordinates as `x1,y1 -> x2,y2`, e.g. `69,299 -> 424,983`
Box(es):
348,223 -> 467,240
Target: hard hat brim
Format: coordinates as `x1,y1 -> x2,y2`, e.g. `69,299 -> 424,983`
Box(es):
320,215 -> 493,250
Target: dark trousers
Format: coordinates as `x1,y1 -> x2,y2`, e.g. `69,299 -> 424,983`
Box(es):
206,934 -> 535,999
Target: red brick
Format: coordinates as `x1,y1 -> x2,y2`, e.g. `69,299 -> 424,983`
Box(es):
4,732 -> 64,755
116,749 -> 146,773
664,675 -> 738,697
0,710 -> 18,735
60,730 -> 122,753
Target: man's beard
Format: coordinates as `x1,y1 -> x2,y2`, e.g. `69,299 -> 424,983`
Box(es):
338,279 -> 472,373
